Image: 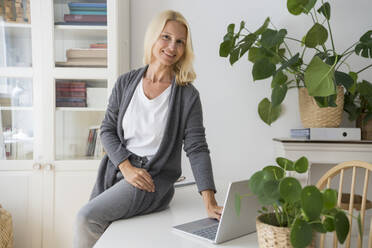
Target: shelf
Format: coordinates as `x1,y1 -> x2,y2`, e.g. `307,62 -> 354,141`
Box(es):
1,22 -> 31,29
0,67 -> 33,78
0,106 -> 33,111
55,25 -> 107,31
53,67 -> 107,79
56,107 -> 105,112
55,155 -> 103,161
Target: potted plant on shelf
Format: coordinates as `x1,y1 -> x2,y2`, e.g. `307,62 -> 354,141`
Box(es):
219,0 -> 372,126
236,156 -> 353,248
344,79 -> 372,139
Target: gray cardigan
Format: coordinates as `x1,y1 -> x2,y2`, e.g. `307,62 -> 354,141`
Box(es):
91,65 -> 216,201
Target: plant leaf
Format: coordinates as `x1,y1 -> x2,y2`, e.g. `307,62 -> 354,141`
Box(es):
235,193 -> 241,216
314,94 -> 337,108
287,0 -> 310,15
249,171 -> 265,195
301,186 -> 323,220
271,71 -> 288,88
277,53 -> 300,73
219,24 -> 236,57
317,2 -> 331,20
323,189 -> 338,209
325,54 -> 342,65
248,47 -> 284,65
304,56 -> 336,97
260,29 -> 287,49
357,213 -> 363,240
334,211 -> 350,244
290,218 -> 313,248
343,92 -> 359,121
258,98 -> 281,125
254,17 -> 270,35
294,156 -> 309,173
271,84 -> 288,107
279,177 -> 302,203
358,80 -> 372,97
263,180 -> 281,203
276,157 -> 295,171
263,166 -> 285,180
355,30 -> 372,58
248,47 -> 271,63
335,71 -> 353,90
312,222 -> 327,233
323,217 -> 335,231
305,23 -> 328,48
239,33 -> 258,58
303,0 -> 317,14
252,58 -> 276,81
229,47 -> 240,65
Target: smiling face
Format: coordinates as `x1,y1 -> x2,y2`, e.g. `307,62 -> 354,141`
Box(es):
151,20 -> 187,67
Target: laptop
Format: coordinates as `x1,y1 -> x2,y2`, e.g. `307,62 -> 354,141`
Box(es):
172,179 -> 261,244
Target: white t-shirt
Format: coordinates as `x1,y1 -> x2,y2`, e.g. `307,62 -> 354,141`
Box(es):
122,78 -> 171,159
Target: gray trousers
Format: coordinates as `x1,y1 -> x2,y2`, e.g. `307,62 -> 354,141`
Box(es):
73,155 -> 175,248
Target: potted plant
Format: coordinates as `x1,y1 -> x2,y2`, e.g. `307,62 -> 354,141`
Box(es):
236,156 -> 355,248
219,0 -> 372,126
344,79 -> 372,139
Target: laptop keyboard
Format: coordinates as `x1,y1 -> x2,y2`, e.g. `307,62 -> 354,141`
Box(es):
192,225 -> 218,240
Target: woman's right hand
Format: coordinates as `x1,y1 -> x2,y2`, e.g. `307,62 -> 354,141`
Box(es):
118,160 -> 155,192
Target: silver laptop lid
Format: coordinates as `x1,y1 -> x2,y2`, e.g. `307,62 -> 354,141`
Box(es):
215,179 -> 261,244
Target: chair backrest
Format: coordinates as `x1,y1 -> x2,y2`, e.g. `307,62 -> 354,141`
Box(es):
316,160 -> 372,248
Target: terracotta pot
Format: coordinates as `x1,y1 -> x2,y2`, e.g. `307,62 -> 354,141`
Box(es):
298,86 -> 344,128
256,214 -> 314,248
356,113 -> 372,140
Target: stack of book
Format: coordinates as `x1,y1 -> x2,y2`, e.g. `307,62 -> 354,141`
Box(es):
3,0 -> 30,23
56,2 -> 107,26
56,81 -> 87,107
56,47 -> 107,67
290,128 -> 361,141
86,126 -> 104,157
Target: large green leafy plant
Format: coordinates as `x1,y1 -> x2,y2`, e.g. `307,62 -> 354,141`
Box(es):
236,156 -> 355,248
219,0 -> 372,125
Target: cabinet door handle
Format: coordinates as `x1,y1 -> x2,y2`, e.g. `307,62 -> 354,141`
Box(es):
44,164 -> 53,171
33,163 -> 42,170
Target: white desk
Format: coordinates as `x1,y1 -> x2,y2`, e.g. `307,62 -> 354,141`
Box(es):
94,183 -> 258,248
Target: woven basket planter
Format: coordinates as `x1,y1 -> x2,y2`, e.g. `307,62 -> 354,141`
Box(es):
0,204 -> 14,248
256,214 -> 314,248
298,86 -> 344,128
356,113 -> 372,140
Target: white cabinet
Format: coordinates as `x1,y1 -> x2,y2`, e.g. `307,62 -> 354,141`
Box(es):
0,0 -> 130,247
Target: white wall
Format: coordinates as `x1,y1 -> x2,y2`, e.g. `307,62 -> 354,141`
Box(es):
130,0 -> 372,184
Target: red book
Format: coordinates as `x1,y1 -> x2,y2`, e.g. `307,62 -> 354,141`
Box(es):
64,14 -> 107,23
56,81 -> 86,88
56,91 -> 86,97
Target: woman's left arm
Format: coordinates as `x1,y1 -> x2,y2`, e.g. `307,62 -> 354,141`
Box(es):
183,90 -> 223,219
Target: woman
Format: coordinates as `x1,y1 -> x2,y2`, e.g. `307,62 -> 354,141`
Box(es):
73,10 -> 222,248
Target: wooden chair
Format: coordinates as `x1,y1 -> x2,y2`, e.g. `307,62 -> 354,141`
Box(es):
316,160 -> 372,248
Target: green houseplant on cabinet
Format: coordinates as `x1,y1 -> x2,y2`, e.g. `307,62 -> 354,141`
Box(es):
238,156 -> 352,248
219,0 -> 372,126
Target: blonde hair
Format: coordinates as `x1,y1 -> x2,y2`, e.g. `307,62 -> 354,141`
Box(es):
143,10 -> 196,86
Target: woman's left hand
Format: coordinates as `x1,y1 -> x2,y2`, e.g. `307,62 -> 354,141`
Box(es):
201,190 -> 223,220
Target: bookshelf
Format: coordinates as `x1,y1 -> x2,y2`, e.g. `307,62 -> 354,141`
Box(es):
0,0 -> 130,247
